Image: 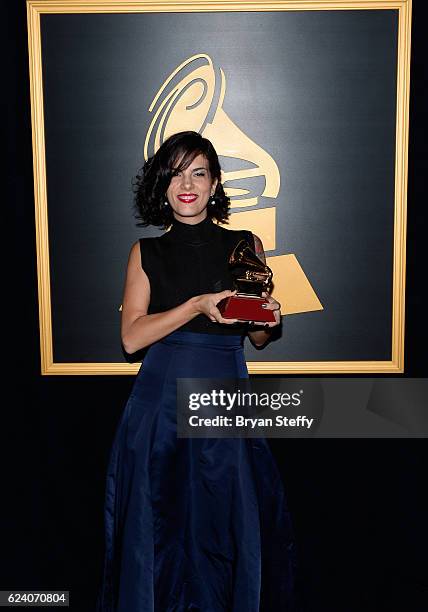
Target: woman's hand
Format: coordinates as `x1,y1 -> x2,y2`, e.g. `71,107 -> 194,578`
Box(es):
245,291 -> 282,328
194,289 -> 240,324
245,291 -> 282,348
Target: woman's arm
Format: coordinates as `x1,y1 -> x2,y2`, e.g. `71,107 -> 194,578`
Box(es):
246,234 -> 282,348
121,241 -> 238,354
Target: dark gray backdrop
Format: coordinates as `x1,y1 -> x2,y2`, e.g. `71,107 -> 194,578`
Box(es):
40,10 -> 398,363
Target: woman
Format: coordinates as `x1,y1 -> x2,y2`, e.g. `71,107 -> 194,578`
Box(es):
97,131 -> 296,611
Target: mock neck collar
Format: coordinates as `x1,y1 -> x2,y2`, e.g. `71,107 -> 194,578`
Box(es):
167,215 -> 217,245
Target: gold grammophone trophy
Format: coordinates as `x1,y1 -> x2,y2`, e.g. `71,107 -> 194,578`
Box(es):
218,239 -> 276,323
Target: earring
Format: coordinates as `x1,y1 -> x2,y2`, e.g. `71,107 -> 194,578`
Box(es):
209,196 -> 215,205
164,200 -> 169,207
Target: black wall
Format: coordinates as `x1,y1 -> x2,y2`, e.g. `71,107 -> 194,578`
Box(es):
4,2 -> 427,611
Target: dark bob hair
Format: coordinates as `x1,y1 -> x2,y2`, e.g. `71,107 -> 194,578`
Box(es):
133,131 -> 230,229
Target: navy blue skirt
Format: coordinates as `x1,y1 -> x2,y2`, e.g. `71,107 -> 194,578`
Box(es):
97,331 -> 296,611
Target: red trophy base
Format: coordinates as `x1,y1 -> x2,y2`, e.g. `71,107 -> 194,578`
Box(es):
218,295 -> 276,323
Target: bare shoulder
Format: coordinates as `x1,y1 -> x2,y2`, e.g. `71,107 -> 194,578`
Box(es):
128,239 -> 148,269
129,239 -> 141,262
126,240 -> 148,282
122,240 -> 150,318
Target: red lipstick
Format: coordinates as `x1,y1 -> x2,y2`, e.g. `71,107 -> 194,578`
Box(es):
177,194 -> 198,203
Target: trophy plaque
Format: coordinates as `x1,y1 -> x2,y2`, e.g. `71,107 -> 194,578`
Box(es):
218,239 -> 276,323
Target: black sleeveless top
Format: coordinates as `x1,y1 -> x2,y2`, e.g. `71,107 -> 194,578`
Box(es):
139,216 -> 254,335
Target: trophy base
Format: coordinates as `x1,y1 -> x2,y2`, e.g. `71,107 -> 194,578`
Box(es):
218,295 -> 276,323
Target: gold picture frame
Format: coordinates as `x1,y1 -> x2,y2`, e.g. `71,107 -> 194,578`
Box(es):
27,0 -> 412,374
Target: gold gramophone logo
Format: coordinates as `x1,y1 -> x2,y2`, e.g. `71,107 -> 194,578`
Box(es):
145,54 -> 322,315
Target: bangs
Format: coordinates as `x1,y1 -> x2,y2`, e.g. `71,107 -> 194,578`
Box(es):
170,147 -> 206,173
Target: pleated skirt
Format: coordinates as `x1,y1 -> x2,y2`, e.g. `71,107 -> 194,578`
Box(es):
96,331 -> 296,611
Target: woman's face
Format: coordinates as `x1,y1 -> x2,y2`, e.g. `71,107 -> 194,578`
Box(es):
166,153 -> 218,224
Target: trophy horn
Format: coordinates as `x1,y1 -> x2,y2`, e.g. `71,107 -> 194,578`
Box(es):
229,240 -> 273,292
229,240 -> 267,270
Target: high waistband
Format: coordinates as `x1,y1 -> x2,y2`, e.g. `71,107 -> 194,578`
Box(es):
159,330 -> 244,347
